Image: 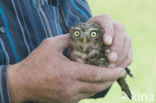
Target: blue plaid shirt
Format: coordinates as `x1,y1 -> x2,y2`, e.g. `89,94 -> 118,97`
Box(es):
0,0 -> 110,102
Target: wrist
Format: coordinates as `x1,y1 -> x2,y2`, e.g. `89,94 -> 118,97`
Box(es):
7,63 -> 28,103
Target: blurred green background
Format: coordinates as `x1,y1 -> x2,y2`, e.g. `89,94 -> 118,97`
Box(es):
80,0 -> 156,103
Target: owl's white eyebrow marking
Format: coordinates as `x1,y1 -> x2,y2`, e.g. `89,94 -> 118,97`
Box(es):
88,28 -> 98,31
74,27 -> 81,30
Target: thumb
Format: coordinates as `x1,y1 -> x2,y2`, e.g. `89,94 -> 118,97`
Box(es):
53,34 -> 69,52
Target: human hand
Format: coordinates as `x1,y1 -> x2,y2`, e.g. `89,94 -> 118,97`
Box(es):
88,15 -> 132,68
7,34 -> 126,103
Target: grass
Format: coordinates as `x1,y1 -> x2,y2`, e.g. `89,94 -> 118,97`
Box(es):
79,0 -> 156,103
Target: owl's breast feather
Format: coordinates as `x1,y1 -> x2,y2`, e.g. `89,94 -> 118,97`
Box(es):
73,50 -> 88,59
88,49 -> 99,57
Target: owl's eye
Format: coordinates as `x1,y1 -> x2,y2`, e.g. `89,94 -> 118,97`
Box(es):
74,31 -> 80,37
90,31 -> 97,38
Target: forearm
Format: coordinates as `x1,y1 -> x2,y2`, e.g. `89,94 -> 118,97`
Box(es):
7,64 -> 27,103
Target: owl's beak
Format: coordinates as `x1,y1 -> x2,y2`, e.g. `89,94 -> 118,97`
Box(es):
83,37 -> 87,45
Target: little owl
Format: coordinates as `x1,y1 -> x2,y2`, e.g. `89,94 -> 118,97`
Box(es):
69,23 -> 133,99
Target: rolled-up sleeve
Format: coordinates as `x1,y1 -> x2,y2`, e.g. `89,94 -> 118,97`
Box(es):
0,65 -> 11,103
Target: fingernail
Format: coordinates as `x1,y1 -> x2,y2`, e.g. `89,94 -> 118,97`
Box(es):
104,34 -> 112,45
108,63 -> 116,68
109,52 -> 118,62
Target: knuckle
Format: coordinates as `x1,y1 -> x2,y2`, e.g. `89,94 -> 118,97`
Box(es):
101,14 -> 111,20
128,55 -> 133,64
118,24 -> 125,31
90,69 -> 101,81
114,22 -> 125,31
126,35 -> 132,45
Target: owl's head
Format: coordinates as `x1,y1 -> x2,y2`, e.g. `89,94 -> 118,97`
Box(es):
69,23 -> 104,51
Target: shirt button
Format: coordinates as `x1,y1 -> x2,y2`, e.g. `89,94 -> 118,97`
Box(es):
0,27 -> 6,34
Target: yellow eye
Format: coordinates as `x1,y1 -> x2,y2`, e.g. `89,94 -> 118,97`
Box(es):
74,31 -> 80,37
90,31 -> 97,37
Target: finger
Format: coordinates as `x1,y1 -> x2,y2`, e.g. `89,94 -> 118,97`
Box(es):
79,81 -> 113,93
108,63 -> 116,68
68,49 -> 76,60
73,92 -> 95,101
116,34 -> 132,66
53,34 -> 70,53
88,15 -> 114,45
107,52 -> 118,63
121,48 -> 133,68
73,63 -> 126,82
107,22 -> 125,62
68,49 -> 85,63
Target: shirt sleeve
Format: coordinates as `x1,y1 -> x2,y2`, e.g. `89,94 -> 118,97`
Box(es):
0,65 -> 11,103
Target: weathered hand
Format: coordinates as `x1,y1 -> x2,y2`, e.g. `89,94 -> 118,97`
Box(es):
7,34 -> 126,103
88,15 -> 132,68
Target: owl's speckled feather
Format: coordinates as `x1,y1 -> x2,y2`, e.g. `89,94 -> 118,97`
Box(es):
69,23 -> 133,99
69,23 -> 109,66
